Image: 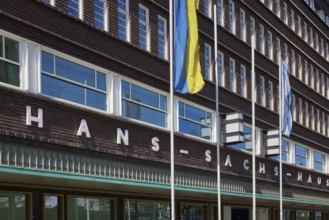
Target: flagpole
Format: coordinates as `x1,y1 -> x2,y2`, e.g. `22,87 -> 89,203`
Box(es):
213,5 -> 221,220
169,0 -> 175,219
279,55 -> 283,220
251,34 -> 256,220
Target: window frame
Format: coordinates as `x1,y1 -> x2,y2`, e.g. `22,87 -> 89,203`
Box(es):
157,15 -> 168,60
240,64 -> 246,98
313,151 -> 325,173
259,24 -> 265,54
204,43 -> 212,81
259,76 -> 265,106
239,9 -> 246,41
118,0 -> 130,42
94,0 -> 108,31
267,31 -> 272,60
217,51 -> 224,87
138,4 -> 150,51
268,80 -> 273,110
228,0 -> 235,34
229,57 -> 236,92
67,0 -> 83,19
43,194 -> 64,220
217,0 -> 224,27
294,144 -> 309,168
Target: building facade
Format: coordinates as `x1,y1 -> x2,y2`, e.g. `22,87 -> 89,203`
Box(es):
1,0 -> 329,219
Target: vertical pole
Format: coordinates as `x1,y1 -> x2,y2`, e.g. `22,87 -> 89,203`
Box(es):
279,56 -> 283,220
169,0 -> 175,219
213,5 -> 221,220
251,34 -> 256,220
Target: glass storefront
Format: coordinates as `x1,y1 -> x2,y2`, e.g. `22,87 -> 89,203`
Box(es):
124,199 -> 170,220
0,193 -> 27,220
180,203 -> 207,220
67,196 -> 113,220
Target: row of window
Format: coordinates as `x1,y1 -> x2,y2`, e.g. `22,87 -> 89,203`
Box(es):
1,192 -> 327,220
303,0 -> 329,27
2,32 -> 329,175
41,0 -> 168,60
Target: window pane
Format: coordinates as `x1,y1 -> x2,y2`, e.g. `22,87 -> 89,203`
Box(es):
0,60 -> 20,86
0,36 -> 3,57
0,194 -> 26,220
181,203 -> 206,220
296,210 -> 310,220
295,145 -> 307,157
67,196 -> 113,220
87,89 -> 106,111
131,84 -> 159,108
179,118 -> 211,140
42,51 -> 54,74
121,81 -> 130,99
44,196 -> 60,220
5,37 -> 19,63
185,104 -> 206,124
124,199 -> 170,219
42,74 -> 85,106
160,95 -> 167,111
96,72 -> 106,91
122,100 -> 166,127
230,126 -> 252,151
56,57 -> 95,87
68,0 -> 79,17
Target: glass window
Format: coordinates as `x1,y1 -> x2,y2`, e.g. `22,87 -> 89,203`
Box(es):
229,125 -> 253,151
41,51 -> 107,111
0,35 -> 20,87
158,16 -> 167,60
267,31 -> 272,60
268,81 -> 273,110
290,9 -> 294,30
124,199 -> 170,219
94,0 -> 106,30
240,64 -> 246,98
283,2 -> 287,24
296,210 -> 310,220
297,15 -> 301,36
259,76 -> 265,106
269,140 -> 289,162
240,9 -> 245,41
273,209 -> 292,220
139,5 -> 149,51
217,0 -> 223,26
276,37 -> 280,63
118,0 -> 129,41
275,0 -> 280,17
42,0 -> 52,4
295,145 -> 308,167
314,211 -> 326,220
68,0 -> 80,18
229,58 -> 235,92
250,17 -> 255,43
217,51 -> 224,87
178,102 -> 213,140
229,1 -> 235,34
0,193 -> 27,220
204,44 -> 212,81
314,152 -> 325,172
122,81 -> 167,128
181,203 -> 207,220
44,195 -> 62,220
204,0 -> 212,18
67,196 -> 113,219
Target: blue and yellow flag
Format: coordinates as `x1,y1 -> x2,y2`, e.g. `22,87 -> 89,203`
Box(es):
174,0 -> 205,94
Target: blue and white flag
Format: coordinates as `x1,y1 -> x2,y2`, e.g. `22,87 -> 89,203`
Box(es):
281,61 -> 292,137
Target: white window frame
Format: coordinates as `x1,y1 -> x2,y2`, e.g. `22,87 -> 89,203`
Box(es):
297,15 -> 301,36
268,80 -> 273,110
94,0 -> 108,31
305,102 -> 309,127
292,94 -> 296,121
157,15 -> 168,60
276,37 -> 281,63
68,0 -> 83,19
138,4 -> 150,51
283,2 -> 288,24
313,151 -> 325,173
240,64 -> 246,98
217,51 -> 224,87
205,43 -> 212,81
229,0 -> 235,34
267,31 -> 272,60
298,98 -> 303,124
118,0 -> 130,42
260,76 -> 265,106
217,0 -> 224,26
229,58 -> 236,92
259,24 -> 265,54
294,144 -> 309,168
290,9 -> 295,30
240,9 -> 246,41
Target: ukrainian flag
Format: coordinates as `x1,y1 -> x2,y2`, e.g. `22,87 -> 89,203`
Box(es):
174,0 -> 205,94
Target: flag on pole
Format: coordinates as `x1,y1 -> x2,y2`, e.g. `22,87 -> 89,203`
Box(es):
281,61 -> 292,137
174,0 -> 205,94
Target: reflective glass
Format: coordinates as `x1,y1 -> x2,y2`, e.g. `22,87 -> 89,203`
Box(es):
124,199 -> 170,220
67,196 -> 113,220
42,74 -> 85,105
56,56 -> 95,87
131,84 -> 159,108
96,72 -> 106,91
118,12 -> 127,40
185,104 -> 207,124
121,81 -> 130,99
296,145 -> 307,157
94,0 -> 105,29
269,140 -> 289,161
68,0 -> 79,17
0,60 -> 20,86
0,194 -> 26,220
87,89 -> 106,110
41,51 -> 54,74
44,196 -> 60,220
122,100 -> 166,127
181,203 -> 206,220
230,126 -> 252,151
179,118 -> 211,140
5,37 -> 19,62
160,95 -> 167,111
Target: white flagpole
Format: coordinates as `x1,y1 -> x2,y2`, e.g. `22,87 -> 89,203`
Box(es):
279,55 -> 283,220
251,34 -> 256,220
169,0 -> 175,219
213,5 -> 221,220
